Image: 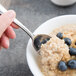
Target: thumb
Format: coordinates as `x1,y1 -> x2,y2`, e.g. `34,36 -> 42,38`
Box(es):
0,10 -> 16,38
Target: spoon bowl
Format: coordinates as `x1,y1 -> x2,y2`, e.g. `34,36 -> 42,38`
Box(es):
33,34 -> 51,51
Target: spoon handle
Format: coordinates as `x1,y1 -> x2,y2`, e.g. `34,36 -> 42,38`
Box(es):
0,4 -> 34,40
14,19 -> 34,40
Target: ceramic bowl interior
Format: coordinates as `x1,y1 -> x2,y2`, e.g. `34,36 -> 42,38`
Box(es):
26,15 -> 76,76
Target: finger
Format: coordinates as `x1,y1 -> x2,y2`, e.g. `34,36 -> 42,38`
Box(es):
11,22 -> 19,29
5,26 -> 16,39
0,10 -> 16,38
1,34 -> 9,49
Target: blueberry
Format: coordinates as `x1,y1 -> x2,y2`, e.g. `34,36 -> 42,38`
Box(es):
64,38 -> 71,46
57,32 -> 63,39
41,38 -> 50,44
69,48 -> 76,55
41,39 -> 47,44
58,61 -> 67,71
67,60 -> 76,69
46,38 -> 50,41
34,36 -> 42,50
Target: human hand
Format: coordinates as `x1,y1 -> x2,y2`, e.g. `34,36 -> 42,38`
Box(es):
0,10 -> 19,50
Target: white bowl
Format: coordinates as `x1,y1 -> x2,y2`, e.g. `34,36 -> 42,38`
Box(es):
26,15 -> 76,76
51,0 -> 76,6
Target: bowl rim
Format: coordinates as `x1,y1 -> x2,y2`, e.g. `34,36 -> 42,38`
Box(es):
26,15 -> 76,76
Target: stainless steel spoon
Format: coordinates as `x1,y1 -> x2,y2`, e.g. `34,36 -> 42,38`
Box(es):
0,4 -> 51,51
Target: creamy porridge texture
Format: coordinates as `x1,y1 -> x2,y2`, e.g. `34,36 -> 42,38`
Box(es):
40,24 -> 76,76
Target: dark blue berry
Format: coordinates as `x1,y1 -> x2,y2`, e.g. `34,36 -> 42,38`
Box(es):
41,38 -> 50,44
67,60 -> 76,69
41,39 -> 47,44
57,32 -> 63,39
69,48 -> 76,55
64,38 -> 71,46
58,61 -> 67,71
46,38 -> 50,41
34,36 -> 42,50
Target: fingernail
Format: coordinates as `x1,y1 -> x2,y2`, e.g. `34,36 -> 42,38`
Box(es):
8,10 -> 15,18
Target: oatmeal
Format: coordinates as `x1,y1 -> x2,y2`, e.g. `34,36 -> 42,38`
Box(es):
40,24 -> 76,76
